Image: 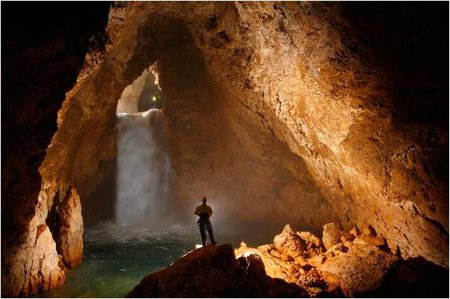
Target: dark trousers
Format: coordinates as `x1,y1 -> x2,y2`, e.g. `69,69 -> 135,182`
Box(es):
198,220 -> 215,245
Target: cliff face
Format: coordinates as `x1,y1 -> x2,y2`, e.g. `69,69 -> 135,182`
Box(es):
171,2 -> 448,265
2,2 -> 448,296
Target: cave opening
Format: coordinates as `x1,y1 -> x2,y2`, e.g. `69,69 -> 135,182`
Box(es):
115,63 -> 171,229
80,14 -> 326,238
116,63 -> 165,114
50,15 -> 312,297
3,2 -> 448,298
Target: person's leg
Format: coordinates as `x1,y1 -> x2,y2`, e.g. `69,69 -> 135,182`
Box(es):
199,222 -> 207,246
206,221 -> 217,244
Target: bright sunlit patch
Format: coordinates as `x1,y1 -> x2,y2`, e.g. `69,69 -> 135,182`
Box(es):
117,108 -> 161,118
195,244 -> 203,249
243,250 -> 255,257
236,250 -> 255,259
116,61 -> 163,114
150,62 -> 161,90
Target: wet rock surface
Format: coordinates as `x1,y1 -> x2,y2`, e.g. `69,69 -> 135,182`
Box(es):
127,244 -> 307,298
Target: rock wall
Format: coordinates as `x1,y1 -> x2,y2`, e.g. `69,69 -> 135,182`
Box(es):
1,3 -> 110,296
173,1 -> 448,266
2,2 -> 448,296
40,3 -> 339,231
86,0 -> 447,264
56,187 -> 83,268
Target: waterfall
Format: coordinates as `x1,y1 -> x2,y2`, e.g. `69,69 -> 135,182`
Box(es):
115,109 -> 170,228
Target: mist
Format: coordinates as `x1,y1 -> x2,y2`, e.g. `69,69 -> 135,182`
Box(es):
115,109 -> 171,228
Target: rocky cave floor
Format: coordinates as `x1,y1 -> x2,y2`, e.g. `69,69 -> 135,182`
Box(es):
129,223 -> 449,298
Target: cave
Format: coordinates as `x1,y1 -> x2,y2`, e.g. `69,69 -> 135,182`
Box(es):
2,2 -> 448,297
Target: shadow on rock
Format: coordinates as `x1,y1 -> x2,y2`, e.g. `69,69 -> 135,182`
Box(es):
127,244 -> 308,298
367,256 -> 449,298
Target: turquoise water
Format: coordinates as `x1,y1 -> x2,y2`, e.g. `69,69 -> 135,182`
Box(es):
35,222 -> 280,298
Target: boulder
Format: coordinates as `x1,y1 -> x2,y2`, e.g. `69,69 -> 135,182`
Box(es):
354,235 -> 386,247
322,223 -> 341,250
235,254 -> 308,298
317,243 -> 398,296
273,225 -> 306,257
349,226 -> 359,237
128,244 -> 308,297
297,231 -> 322,248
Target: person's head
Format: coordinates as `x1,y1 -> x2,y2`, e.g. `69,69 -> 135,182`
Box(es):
202,196 -> 207,204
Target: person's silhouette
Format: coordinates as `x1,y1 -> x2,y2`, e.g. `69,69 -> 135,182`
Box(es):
194,196 -> 217,246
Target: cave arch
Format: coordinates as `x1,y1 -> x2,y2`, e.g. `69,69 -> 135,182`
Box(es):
3,3 -> 448,297
116,64 -> 164,114
46,3 -> 450,272
79,13 -> 335,229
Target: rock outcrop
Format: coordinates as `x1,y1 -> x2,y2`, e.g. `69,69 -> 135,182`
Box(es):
273,224 -> 306,255
1,220 -> 67,297
128,244 -> 307,298
317,241 -> 397,296
56,187 -> 84,268
322,223 -> 341,250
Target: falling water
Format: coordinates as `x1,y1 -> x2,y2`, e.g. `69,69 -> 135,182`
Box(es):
115,109 -> 170,228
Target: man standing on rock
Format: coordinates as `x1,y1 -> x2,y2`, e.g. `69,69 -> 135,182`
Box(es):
195,196 -> 217,246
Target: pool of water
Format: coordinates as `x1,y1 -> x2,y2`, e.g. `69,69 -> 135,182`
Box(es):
35,222 -> 281,298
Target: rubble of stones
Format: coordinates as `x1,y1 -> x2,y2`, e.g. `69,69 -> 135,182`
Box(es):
129,222 -> 447,297
235,223 -> 399,297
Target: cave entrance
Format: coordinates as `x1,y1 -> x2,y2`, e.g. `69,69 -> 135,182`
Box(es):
115,63 -> 171,228
116,63 -> 164,113
33,12 -> 341,298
